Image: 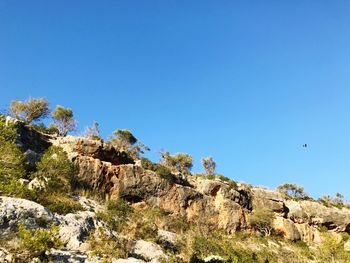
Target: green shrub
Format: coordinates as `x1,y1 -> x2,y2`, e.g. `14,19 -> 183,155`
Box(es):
250,208 -> 274,236
0,122 -> 29,196
0,115 -> 18,142
277,183 -> 308,200
160,151 -> 193,174
18,224 -> 62,257
141,157 -> 174,183
35,193 -> 83,215
88,229 -> 131,260
314,232 -> 350,262
31,123 -> 59,135
97,199 -> 133,232
0,141 -> 26,184
32,146 -> 76,193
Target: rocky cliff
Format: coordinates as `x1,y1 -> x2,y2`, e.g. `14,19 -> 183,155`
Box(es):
1,120 -> 350,262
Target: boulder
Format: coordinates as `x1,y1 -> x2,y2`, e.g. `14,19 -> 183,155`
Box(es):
57,211 -> 101,250
298,200 -> 350,232
273,216 -> 300,240
132,240 -> 167,262
0,197 -> 55,235
252,188 -> 285,213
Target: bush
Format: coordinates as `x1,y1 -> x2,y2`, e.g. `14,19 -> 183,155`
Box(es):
277,183 -> 308,200
35,193 -> 83,215
0,115 -> 18,142
141,157 -> 175,183
318,193 -> 345,209
0,119 -> 28,196
0,141 -> 26,185
18,224 -> 62,257
97,199 -> 134,232
31,123 -> 59,135
32,146 -> 76,193
9,97 -> 50,124
88,229 -> 131,260
161,151 -> 193,174
250,208 -> 274,236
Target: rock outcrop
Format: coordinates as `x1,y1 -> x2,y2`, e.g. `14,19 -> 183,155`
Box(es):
2,119 -> 350,261
252,188 -> 350,242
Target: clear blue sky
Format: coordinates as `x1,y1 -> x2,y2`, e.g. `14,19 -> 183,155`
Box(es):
1,1 -> 350,200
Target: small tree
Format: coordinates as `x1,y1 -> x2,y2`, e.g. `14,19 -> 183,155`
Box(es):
334,192 -> 344,206
84,121 -> 101,140
51,105 -> 77,136
109,129 -> 149,159
9,97 -> 50,124
161,151 -> 193,174
250,207 -> 274,236
277,183 -> 308,200
201,156 -> 216,175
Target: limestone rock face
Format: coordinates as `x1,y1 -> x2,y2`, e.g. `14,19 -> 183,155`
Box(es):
297,201 -> 350,232
252,188 -> 285,214
57,211 -> 102,250
51,136 -> 133,165
4,121 -> 350,247
0,197 -> 55,235
15,121 -> 52,154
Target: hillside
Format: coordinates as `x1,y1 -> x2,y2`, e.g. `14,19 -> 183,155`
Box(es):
0,115 -> 350,263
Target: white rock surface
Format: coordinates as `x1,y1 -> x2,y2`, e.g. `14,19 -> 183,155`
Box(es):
132,240 -> 167,262
57,211 -> 100,250
0,196 -> 54,234
157,229 -> 178,243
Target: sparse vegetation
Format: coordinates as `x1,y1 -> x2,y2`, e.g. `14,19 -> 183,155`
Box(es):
201,156 -> 216,176
18,224 -> 62,258
161,151 -> 193,174
319,193 -> 345,209
84,121 -> 101,140
277,183 -> 309,200
109,129 -> 149,158
88,229 -> 132,260
141,157 -> 175,183
315,232 -> 350,262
